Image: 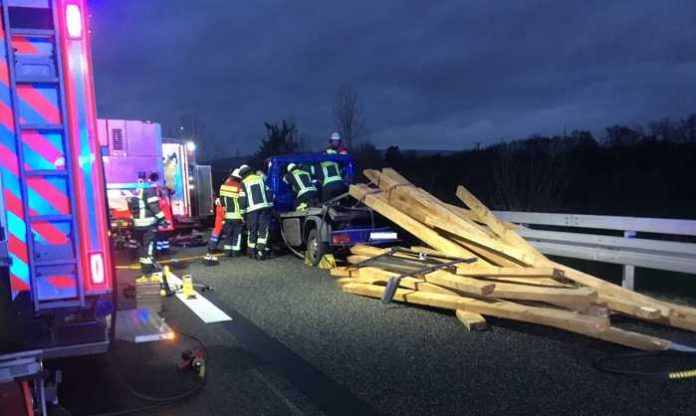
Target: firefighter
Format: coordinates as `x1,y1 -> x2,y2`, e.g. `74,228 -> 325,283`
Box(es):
326,132 -> 349,154
203,197 -> 225,265
218,168 -> 246,257
239,165 -> 274,260
283,163 -> 319,211
153,174 -> 175,255
314,150 -> 348,202
128,172 -> 169,274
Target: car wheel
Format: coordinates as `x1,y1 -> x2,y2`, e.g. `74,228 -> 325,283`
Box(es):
306,229 -> 327,267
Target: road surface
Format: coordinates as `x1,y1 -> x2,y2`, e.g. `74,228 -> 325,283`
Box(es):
57,248 -> 696,416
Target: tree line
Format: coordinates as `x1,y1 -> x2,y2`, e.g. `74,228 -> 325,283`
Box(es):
205,81 -> 695,219
351,113 -> 696,219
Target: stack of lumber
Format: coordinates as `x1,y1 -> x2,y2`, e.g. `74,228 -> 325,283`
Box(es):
331,168 -> 696,351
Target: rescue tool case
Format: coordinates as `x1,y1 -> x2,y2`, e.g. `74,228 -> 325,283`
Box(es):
0,0 -> 114,358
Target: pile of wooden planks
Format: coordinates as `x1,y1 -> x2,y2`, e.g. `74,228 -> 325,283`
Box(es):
331,168 -> 696,351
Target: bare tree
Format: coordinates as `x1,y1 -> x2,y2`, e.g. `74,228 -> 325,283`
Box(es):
333,82 -> 366,149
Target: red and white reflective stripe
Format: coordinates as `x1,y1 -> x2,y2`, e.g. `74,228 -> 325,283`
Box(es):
58,0 -> 112,293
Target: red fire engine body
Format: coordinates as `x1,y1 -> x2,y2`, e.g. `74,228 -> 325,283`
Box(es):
0,1 -> 114,413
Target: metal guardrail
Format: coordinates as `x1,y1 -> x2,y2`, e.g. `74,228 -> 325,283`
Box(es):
494,211 -> 696,290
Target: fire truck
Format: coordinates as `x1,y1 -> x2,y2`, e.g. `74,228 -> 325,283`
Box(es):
0,0 -> 113,413
97,118 -> 215,245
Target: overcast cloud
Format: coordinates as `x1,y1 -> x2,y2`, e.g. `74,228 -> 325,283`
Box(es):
89,0 -> 696,155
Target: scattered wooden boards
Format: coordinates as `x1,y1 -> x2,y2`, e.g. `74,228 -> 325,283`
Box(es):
336,168 -> 696,351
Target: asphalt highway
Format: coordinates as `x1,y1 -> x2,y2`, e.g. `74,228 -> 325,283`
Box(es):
57,248 -> 696,416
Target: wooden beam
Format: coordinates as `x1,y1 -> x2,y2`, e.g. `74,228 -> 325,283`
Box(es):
342,282 -> 611,336
592,327 -> 672,351
447,234 -> 529,268
490,282 -> 596,305
407,246 -> 565,278
350,245 -> 570,287
417,282 -> 463,297
341,283 -> 677,350
367,169 -> 541,266
456,310 -> 489,331
444,202 -> 517,232
475,276 -> 574,289
455,185 -> 543,257
329,267 -> 360,278
458,266 -> 565,278
554,262 -> 696,332
422,271 -> 592,306
355,263 -> 496,297
350,184 -> 484,264
379,168 -> 505,238
365,169 -> 493,242
551,263 -> 670,317
345,254 -> 444,275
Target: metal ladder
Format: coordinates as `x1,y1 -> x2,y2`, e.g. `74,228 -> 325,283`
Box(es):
1,1 -> 84,311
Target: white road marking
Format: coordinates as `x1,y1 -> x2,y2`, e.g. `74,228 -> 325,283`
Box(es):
166,271 -> 232,323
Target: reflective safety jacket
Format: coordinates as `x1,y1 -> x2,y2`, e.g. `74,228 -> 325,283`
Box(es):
313,161 -> 343,187
283,168 -> 317,198
219,178 -> 245,220
128,184 -> 165,228
156,186 -> 175,231
240,174 -> 274,213
326,143 -> 349,154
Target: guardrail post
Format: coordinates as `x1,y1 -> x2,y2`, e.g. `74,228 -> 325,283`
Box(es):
621,231 -> 637,290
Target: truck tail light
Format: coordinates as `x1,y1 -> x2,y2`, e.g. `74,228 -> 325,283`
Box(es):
332,234 -> 352,245
90,253 -> 105,285
66,4 -> 83,39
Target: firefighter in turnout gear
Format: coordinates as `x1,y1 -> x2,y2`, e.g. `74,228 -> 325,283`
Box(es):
128,172 -> 169,274
239,165 -> 274,260
152,172 -> 174,255
314,150 -> 348,202
326,131 -> 349,154
283,163 -> 319,211
218,168 -> 246,257
203,197 -> 225,265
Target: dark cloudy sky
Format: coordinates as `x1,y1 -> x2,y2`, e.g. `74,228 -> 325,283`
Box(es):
89,0 -> 696,156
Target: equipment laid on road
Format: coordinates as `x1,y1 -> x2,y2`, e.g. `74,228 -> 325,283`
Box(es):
333,168 -> 696,351
182,274 -> 196,299
202,253 -> 220,266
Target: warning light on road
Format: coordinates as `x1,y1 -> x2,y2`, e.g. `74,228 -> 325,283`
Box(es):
66,4 -> 83,39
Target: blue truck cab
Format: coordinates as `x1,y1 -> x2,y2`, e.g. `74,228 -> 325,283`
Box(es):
265,153 -> 398,265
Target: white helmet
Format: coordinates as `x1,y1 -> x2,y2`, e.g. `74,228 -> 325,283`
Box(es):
330,132 -> 341,141
230,168 -> 241,179
286,163 -> 297,173
237,164 -> 251,177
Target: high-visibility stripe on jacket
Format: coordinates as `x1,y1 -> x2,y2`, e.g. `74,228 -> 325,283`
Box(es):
315,161 -> 343,186
284,168 -> 317,198
240,174 -> 273,213
219,179 -> 244,220
128,184 -> 164,228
